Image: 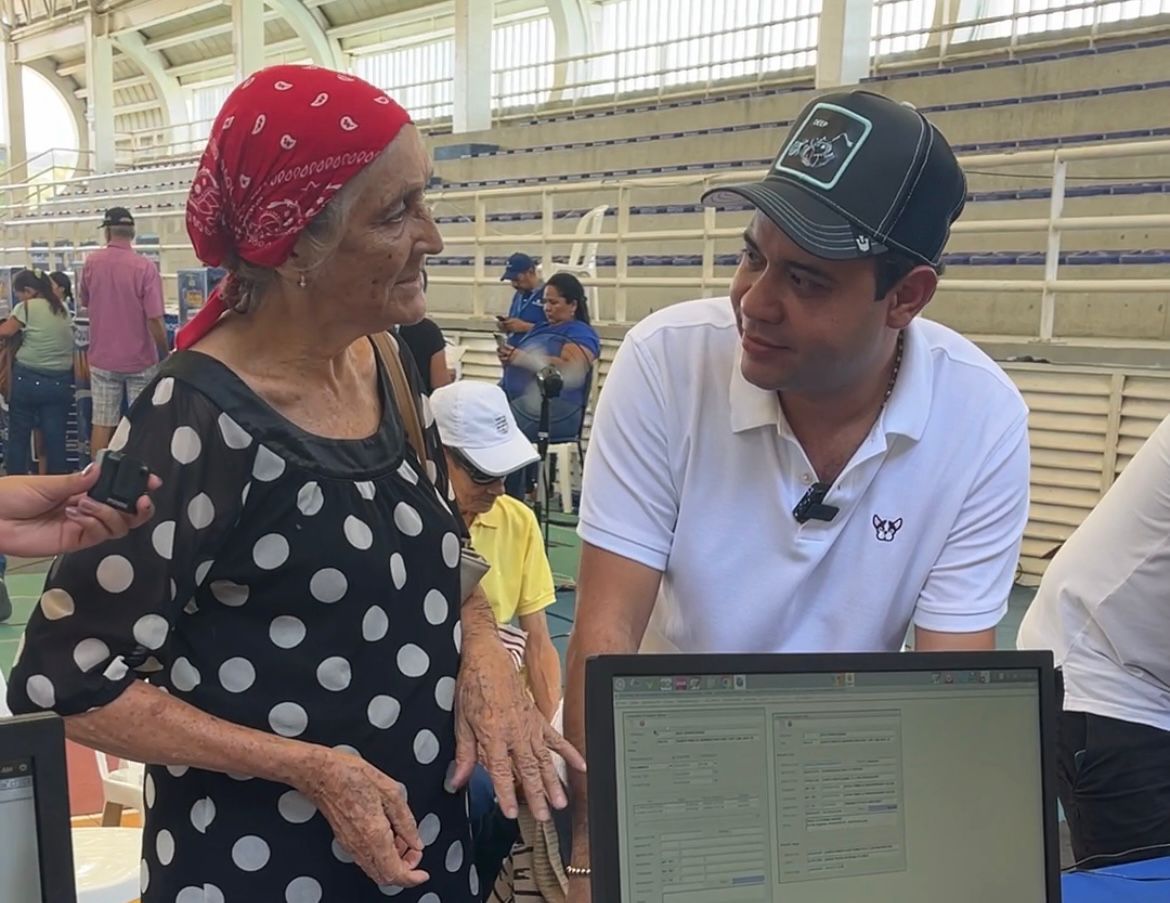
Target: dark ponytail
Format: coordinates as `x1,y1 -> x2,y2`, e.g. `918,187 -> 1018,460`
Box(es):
13,268 -> 67,318
49,271 -> 75,311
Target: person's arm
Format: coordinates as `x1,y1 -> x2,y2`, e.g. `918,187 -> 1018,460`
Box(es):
519,611 -> 561,721
566,545 -> 662,897
0,315 -> 22,338
141,262 -> 168,357
506,339 -> 595,374
0,469 -> 160,557
566,332 -> 679,898
914,626 -> 997,650
147,316 -> 168,359
77,264 -> 89,310
451,586 -> 585,822
66,682 -> 428,887
547,341 -> 594,372
911,412 -> 1031,649
428,348 -> 451,390
499,317 -> 535,335
514,503 -> 563,721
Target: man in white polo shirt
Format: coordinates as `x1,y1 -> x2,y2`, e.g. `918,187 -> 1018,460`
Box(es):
563,91 -> 1031,895
1018,413 -> 1170,868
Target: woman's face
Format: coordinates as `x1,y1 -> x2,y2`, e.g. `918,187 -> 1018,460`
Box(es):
306,126 -> 443,331
15,286 -> 36,302
543,284 -> 577,325
50,279 -> 66,302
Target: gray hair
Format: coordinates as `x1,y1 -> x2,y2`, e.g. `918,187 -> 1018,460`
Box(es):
223,145 -> 393,314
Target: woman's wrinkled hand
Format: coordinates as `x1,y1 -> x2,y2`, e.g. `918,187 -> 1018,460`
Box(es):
0,468 -> 161,558
497,345 -> 517,365
294,746 -> 428,889
449,628 -> 586,822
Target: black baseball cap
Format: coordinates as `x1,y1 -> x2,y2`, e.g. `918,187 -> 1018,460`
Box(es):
702,91 -> 966,267
100,206 -> 135,227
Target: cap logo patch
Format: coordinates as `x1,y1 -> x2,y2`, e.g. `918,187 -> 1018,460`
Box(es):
494,415 -> 509,435
775,102 -> 872,191
855,234 -> 871,252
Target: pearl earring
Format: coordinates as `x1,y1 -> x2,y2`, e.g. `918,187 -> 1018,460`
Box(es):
298,273 -> 307,288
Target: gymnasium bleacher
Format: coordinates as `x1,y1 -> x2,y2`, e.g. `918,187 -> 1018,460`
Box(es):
0,18 -> 1169,584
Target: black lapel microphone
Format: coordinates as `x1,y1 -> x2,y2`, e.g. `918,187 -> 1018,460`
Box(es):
793,481 -> 839,524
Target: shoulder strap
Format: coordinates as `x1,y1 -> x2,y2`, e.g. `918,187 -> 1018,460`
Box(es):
371,331 -> 428,468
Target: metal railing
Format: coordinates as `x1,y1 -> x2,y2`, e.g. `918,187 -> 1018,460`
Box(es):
420,137 -> 1170,342
0,136 -> 1166,343
107,3 -> 1170,164
870,0 -> 1170,71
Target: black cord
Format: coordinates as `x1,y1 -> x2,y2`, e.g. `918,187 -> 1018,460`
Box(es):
1063,842 -> 1170,875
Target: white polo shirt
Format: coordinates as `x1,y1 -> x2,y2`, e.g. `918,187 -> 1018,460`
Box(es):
1018,414 -> 1170,732
579,297 -> 1030,653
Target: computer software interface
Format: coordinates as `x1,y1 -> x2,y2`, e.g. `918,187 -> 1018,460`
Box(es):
611,669 -> 1048,903
0,758 -> 44,903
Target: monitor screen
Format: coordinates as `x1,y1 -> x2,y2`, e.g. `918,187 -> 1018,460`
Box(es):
0,758 -> 45,903
605,662 -> 1051,903
0,714 -> 76,903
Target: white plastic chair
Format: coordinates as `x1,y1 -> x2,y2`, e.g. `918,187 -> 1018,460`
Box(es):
445,342 -> 468,382
564,204 -> 609,280
93,751 -> 145,827
72,826 -> 142,902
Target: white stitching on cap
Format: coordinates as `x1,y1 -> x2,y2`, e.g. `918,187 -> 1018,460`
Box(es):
877,114 -> 927,238
769,194 -> 855,240
898,125 -> 934,218
768,196 -> 860,250
708,187 -> 857,248
889,124 -> 937,253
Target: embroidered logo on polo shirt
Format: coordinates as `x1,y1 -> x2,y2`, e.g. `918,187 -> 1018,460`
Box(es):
873,515 -> 903,542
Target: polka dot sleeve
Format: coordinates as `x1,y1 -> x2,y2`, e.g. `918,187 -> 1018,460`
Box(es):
7,374 -> 257,717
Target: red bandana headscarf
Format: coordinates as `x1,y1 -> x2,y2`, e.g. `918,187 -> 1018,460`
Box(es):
178,64 -> 413,349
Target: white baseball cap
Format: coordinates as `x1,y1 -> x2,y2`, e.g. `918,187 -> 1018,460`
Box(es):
431,381 -> 540,477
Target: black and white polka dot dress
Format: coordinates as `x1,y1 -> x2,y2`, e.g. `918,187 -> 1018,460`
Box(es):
8,342 -> 480,902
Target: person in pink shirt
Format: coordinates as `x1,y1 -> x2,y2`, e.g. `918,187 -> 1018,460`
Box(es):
79,206 -> 169,452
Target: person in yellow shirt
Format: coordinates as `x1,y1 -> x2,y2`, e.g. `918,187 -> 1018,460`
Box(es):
431,379 -> 561,718
432,380 -> 563,894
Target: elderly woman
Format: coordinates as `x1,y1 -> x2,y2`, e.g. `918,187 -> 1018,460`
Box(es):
8,65 -> 579,903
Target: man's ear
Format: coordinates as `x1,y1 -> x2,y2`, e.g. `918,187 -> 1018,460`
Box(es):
885,266 -> 938,331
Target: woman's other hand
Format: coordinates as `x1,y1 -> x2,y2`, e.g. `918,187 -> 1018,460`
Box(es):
294,746 -> 429,889
0,468 -> 161,557
497,345 -> 517,365
450,622 -> 586,822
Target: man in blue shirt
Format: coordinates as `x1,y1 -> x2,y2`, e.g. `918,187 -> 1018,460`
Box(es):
498,252 -> 547,345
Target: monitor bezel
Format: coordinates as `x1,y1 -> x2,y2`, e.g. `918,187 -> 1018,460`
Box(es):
0,713 -> 78,903
585,650 -> 1061,903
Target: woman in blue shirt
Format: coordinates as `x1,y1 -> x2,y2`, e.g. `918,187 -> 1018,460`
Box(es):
498,272 -> 600,494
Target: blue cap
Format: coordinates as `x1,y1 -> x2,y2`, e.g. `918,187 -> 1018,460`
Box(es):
500,252 -> 536,281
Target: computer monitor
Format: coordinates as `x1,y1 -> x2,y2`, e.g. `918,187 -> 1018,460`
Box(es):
0,713 -> 78,903
586,651 -> 1061,903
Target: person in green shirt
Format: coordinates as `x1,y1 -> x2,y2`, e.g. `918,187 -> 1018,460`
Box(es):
0,269 -> 76,476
